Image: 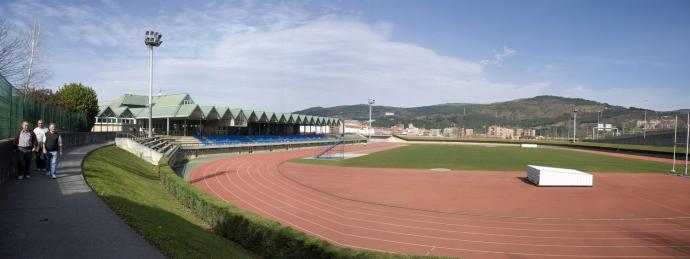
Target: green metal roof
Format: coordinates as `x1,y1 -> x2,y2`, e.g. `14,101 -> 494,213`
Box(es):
176,104 -> 202,119
98,93 -> 340,125
265,112 -> 276,122
128,108 -> 146,118
119,94 -> 147,106
276,113 -> 286,123
229,108 -> 242,120
215,107 -> 231,119
200,106 -> 219,120
255,111 -> 267,122
243,110 -> 256,122
153,93 -> 191,106
112,107 -> 132,117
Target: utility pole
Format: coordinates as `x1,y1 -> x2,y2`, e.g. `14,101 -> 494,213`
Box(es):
671,114 -> 677,174
573,108 -> 578,143
643,100 -> 648,139
685,113 -> 690,176
368,98 -> 375,142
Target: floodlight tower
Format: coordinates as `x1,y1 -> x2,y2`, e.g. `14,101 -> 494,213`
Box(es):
671,114 -> 678,174
144,30 -> 163,137
685,113 -> 689,176
643,99 -> 648,139
596,107 -> 607,140
368,98 -> 375,142
572,108 -> 578,143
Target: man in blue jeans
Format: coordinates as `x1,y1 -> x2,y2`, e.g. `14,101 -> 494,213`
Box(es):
43,123 -> 63,179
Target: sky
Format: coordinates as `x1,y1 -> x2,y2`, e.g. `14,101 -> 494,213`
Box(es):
1,0 -> 689,112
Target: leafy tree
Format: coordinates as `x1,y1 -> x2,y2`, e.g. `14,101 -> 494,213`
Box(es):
55,83 -> 99,131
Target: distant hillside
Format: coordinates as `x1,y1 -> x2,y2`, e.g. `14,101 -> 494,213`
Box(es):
294,95 -> 687,136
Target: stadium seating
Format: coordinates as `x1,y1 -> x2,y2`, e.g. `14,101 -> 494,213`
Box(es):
194,134 -> 330,145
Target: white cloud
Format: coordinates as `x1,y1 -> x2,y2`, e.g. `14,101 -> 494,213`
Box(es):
7,1 -> 551,112
481,46 -> 516,67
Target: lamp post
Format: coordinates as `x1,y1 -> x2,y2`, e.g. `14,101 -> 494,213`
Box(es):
685,113 -> 690,176
144,30 -> 163,137
671,114 -> 677,174
596,107 -> 607,140
643,99 -> 648,139
368,98 -> 375,142
572,108 -> 578,143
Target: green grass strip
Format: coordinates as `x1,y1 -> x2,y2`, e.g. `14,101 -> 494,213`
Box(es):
83,146 -> 257,259
394,135 -> 676,155
295,144 -> 671,173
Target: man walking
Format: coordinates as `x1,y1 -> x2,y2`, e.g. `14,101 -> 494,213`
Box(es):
14,121 -> 37,180
43,123 -> 63,179
33,120 -> 48,173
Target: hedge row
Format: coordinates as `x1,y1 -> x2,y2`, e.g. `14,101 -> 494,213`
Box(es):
394,135 -> 675,156
157,157 -> 439,259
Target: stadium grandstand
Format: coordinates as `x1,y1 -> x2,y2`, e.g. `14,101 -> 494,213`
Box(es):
94,93 -> 342,147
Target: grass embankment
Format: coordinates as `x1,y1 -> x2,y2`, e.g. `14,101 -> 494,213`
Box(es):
296,144 -> 672,173
83,146 -> 256,259
395,135 -> 676,154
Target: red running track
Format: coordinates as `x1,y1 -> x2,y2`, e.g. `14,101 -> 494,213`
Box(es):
191,143 -> 690,258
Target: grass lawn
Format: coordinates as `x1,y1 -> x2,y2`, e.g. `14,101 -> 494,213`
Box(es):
395,135 -> 676,154
83,146 -> 256,259
295,144 -> 672,173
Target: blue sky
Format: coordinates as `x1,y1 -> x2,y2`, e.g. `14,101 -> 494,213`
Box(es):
1,0 -> 688,112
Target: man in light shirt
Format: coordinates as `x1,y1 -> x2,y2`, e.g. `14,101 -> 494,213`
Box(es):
33,120 -> 48,173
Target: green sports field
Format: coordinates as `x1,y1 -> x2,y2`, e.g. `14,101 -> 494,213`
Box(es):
295,144 -> 673,173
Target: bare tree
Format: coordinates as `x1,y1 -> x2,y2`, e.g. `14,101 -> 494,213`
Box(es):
0,17 -> 51,89
24,19 -> 39,94
23,19 -> 51,90
0,18 -> 27,84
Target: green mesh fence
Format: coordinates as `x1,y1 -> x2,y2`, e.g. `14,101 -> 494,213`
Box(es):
0,75 -> 89,139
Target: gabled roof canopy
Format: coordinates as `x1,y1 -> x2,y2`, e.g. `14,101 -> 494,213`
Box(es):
97,93 -> 340,126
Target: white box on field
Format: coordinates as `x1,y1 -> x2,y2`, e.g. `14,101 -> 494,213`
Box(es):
527,165 -> 593,187
521,144 -> 538,148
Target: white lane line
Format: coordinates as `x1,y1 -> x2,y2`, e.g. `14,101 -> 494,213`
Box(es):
245,155 -> 690,248
425,246 -> 436,256
209,156 -> 689,258
192,148 -> 690,258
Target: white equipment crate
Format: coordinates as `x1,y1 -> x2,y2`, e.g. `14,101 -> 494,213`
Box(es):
527,165 -> 593,187
521,144 -> 538,148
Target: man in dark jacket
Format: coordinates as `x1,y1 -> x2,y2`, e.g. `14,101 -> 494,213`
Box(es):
14,121 -> 37,180
43,123 -> 63,179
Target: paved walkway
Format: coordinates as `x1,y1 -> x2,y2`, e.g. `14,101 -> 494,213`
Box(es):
0,142 -> 164,259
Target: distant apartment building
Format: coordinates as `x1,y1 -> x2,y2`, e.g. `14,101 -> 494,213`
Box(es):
487,125 -> 515,139
430,128 -> 442,137
344,120 -> 368,135
487,125 -> 537,139
390,123 -> 405,135
465,128 -> 474,137
442,127 -> 460,137
384,112 -> 395,116
636,119 -> 675,130
515,128 -> 537,139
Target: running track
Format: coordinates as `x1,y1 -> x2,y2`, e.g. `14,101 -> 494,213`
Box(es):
191,143 -> 690,258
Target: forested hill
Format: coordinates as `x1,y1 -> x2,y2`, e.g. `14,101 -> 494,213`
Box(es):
295,95 -> 685,130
